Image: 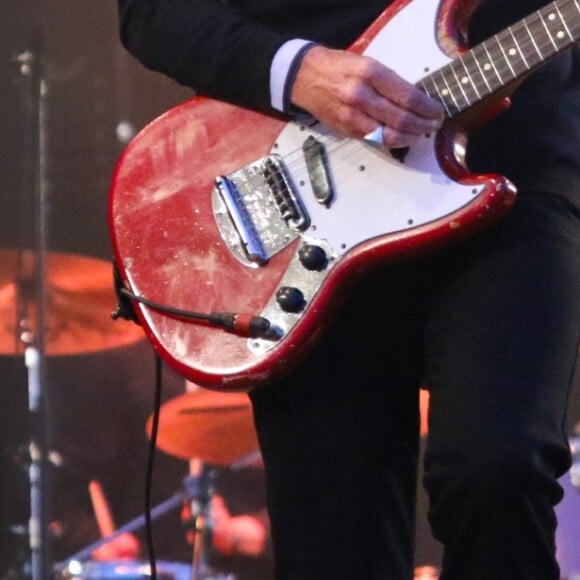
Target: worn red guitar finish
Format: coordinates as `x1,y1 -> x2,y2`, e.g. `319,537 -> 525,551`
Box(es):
110,0 -> 579,390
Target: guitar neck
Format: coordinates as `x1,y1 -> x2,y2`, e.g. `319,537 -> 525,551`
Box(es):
419,0 -> 580,118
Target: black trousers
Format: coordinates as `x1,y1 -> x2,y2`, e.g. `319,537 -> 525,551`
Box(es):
250,192 -> 580,580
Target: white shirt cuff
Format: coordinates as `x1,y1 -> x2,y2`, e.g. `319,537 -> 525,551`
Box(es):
270,39 -> 313,113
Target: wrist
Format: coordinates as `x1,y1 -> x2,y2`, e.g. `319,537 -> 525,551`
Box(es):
270,39 -> 316,112
288,44 -> 334,114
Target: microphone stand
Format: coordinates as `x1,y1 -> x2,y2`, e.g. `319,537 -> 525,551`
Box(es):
15,35 -> 52,580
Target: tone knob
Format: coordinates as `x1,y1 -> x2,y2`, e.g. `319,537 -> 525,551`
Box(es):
275,286 -> 306,313
298,244 -> 328,271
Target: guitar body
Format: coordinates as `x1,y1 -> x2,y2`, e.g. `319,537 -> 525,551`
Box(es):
109,0 -> 516,391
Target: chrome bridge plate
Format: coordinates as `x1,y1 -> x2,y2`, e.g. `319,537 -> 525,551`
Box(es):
211,155 -> 308,267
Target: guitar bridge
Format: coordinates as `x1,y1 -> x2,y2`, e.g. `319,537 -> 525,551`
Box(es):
212,155 -> 308,267
261,156 -> 309,231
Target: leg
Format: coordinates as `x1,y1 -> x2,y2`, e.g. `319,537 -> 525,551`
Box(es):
250,269 -> 426,580
423,194 -> 580,579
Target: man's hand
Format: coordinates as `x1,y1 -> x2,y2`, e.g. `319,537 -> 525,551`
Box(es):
91,532 -> 141,561
211,495 -> 267,557
290,46 -> 445,148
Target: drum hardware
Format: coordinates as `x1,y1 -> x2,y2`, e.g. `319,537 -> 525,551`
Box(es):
54,470 -> 217,579
182,502 -> 208,580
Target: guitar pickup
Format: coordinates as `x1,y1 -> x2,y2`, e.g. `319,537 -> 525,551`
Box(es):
302,136 -> 334,206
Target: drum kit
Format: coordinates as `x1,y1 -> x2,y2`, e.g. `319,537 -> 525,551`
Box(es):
51,391 -> 261,580
54,390 -> 263,579
4,247 -> 580,580
1,247 -> 263,579
3,34 -> 274,578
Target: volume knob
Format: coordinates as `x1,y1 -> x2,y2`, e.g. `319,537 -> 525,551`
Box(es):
298,244 -> 328,271
275,286 -> 306,313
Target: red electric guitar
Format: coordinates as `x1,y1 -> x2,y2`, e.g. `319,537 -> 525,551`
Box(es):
109,0 -> 580,391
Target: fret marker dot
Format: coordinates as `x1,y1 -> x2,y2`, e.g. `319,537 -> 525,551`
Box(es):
548,13 -> 556,20
557,31 -> 565,39
508,48 -> 517,56
461,76 -> 469,84
483,63 -> 491,71
441,88 -> 449,96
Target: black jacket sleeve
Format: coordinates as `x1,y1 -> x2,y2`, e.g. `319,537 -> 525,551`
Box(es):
117,0 -> 296,113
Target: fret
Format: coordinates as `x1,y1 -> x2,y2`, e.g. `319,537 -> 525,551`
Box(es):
418,77 -> 436,102
538,11 -> 559,50
574,0 -> 580,37
463,43 -> 504,97
554,2 -> 574,40
493,34 -> 517,79
490,27 -> 532,81
466,49 -> 493,94
416,0 -> 580,120
562,0 -> 580,38
458,56 -> 482,100
437,68 -> 461,114
574,0 -> 580,36
448,61 -> 474,107
481,41 -> 504,85
531,2 -> 576,60
522,19 -> 545,59
507,27 -> 530,70
419,76 -> 453,117
511,0 -> 578,71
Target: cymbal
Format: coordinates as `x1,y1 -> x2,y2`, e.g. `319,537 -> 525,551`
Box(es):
0,249 -> 144,355
147,390 -> 260,465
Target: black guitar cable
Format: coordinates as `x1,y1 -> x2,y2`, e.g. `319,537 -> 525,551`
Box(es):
111,263 -> 281,341
144,351 -> 163,580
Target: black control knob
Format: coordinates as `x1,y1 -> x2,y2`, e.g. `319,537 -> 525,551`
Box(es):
298,244 -> 328,271
275,286 -> 306,313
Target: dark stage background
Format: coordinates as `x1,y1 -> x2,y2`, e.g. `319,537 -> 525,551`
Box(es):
1,2 -> 579,579
0,1 -> 200,576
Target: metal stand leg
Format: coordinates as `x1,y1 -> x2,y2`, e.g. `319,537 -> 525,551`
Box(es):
24,343 -> 52,580
14,39 -> 52,579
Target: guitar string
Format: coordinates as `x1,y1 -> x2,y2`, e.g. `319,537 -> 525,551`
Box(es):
293,4 -> 576,157
118,1 -> 579,331
271,13 -> 578,178
250,1 -> 579,183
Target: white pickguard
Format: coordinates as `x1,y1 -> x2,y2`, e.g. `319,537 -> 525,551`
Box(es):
273,0 -> 482,255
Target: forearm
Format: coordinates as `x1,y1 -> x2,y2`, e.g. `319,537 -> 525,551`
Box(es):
117,0 -> 295,113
